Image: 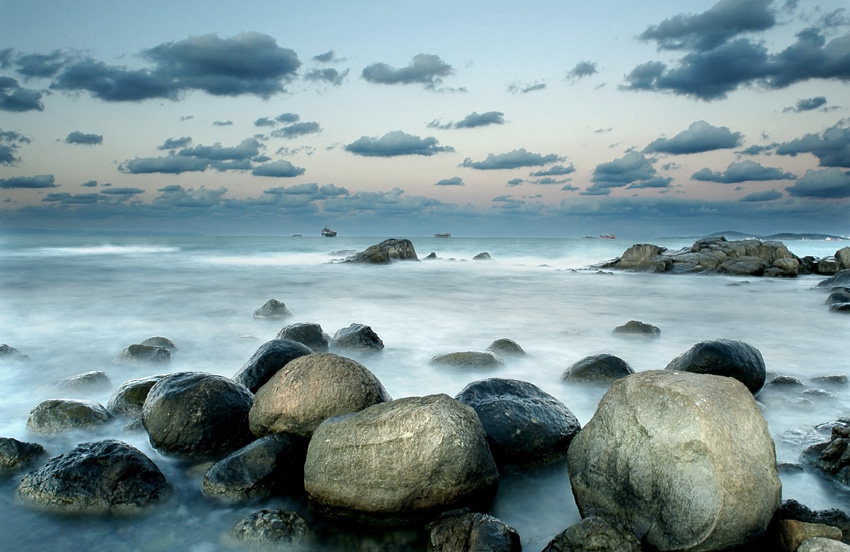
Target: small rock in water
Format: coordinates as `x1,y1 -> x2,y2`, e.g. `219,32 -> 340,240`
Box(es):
541,516 -> 642,552
345,238 -> 419,264
113,344 -> 171,364
664,338 -> 767,394
253,299 -> 292,319
228,509 -> 310,546
486,338 -> 525,357
430,351 -> 504,368
562,354 -> 634,383
473,252 -> 492,261
107,374 -> 168,420
276,322 -> 330,352
0,438 -> 48,475
27,399 -> 113,435
612,320 -> 660,337
139,336 -> 177,350
232,338 -> 314,393
53,370 -> 112,392
331,323 -> 384,353
0,344 -> 30,362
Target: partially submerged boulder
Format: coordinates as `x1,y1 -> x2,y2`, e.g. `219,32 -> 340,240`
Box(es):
232,338 -> 313,393
107,374 -> 167,420
0,344 -> 30,362
542,516 -> 642,552
345,239 -> 419,264
331,323 -> 384,353
665,338 -> 767,394
430,351 -> 504,369
562,354 -> 634,383
113,344 -> 171,364
427,509 -> 521,552
612,320 -> 660,337
276,322 -> 330,352
802,421 -> 850,485
253,299 -> 292,319
0,437 -> 47,475
486,338 -> 526,357
228,509 -> 311,547
26,399 -> 113,435
53,370 -> 112,392
139,336 -> 177,350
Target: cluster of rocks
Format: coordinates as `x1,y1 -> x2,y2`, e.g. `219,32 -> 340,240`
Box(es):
818,270 -> 850,314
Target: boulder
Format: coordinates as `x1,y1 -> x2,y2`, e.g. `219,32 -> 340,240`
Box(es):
721,256 -> 766,276
142,372 -> 254,459
107,374 -> 167,419
818,270 -> 850,289
772,257 -> 801,277
345,239 -> 419,264
562,354 -> 634,383
427,509 -> 521,552
53,370 -> 111,392
541,516 -> 642,552
253,299 -> 292,319
0,437 -> 47,475
331,323 -> 385,353
276,322 -> 330,352
249,353 -> 391,438
817,257 -> 842,275
456,378 -> 581,467
16,439 -> 171,513
826,289 -> 850,304
837,247 -> 850,270
473,252 -> 492,261
779,519 -> 843,552
775,499 -> 850,546
616,244 -> 667,270
567,370 -> 781,552
430,351 -> 505,369
799,538 -> 850,551
612,320 -> 660,337
113,344 -> 171,364
664,338 -> 767,394
0,344 -> 30,361
26,399 -> 113,434
232,338 -> 314,393
139,336 -> 177,350
304,394 -> 499,524
486,338 -> 526,357
202,433 -> 307,501
830,303 -> 850,313
802,422 -> 850,485
228,509 -> 310,547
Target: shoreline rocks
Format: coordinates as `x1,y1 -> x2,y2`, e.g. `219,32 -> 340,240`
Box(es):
345,238 -> 419,264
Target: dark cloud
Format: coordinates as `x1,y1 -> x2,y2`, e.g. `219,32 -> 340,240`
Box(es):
276,113 -> 300,124
43,192 -> 101,204
362,54 -> 453,89
251,160 -> 306,178
567,61 -> 598,80
561,184 -> 580,192
50,59 -> 176,101
158,137 -> 192,150
435,176 -> 464,186
122,138 -> 264,174
628,176 -> 673,189
344,130 -> 454,157
783,96 -> 827,112
692,160 -> 796,183
644,121 -> 742,154
254,117 -> 276,127
14,50 -> 68,78
638,0 -> 776,51
99,187 -> 144,199
531,177 -> 572,185
212,120 -> 233,126
313,50 -> 336,63
322,187 -> 443,216
507,81 -> 546,94
507,178 -> 525,187
0,174 -> 56,188
272,121 -> 321,139
741,189 -> 782,202
428,111 -> 505,130
178,138 -> 261,161
0,48 -> 12,69
737,144 -> 776,155
80,180 -> 98,187
0,130 -> 30,165
0,76 -> 44,112
785,167 -> 850,198
584,152 -> 660,195
154,185 -> 228,208
776,121 -> 850,167
460,148 -> 564,170
529,164 -> 575,177
304,68 -> 349,86
65,131 -> 103,145
121,155 -> 210,174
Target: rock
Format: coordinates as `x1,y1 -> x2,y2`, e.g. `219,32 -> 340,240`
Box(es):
830,303 -> 850,313
249,353 -> 391,438
562,354 -> 634,383
811,375 -> 849,387
304,394 -> 499,524
541,516 -> 642,552
232,338 -> 314,393
802,422 -> 850,485
779,519 -> 844,552
775,499 -> 850,545
16,439 -> 171,513
107,374 -> 167,419
345,238 -> 419,264
456,378 -> 581,468
139,336 -> 177,350
202,433 -> 307,501
826,289 -> 850,304
0,438 -> 47,475
769,375 -> 806,387
426,509 -> 521,552
721,256 -> 766,276
773,257 -> 802,277
53,370 -> 111,392
430,351 -> 505,368
615,244 -> 667,270
253,299 -> 292,319
817,257 -> 842,275
567,370 -> 781,552
837,247 -> 850,270
486,338 -> 525,356
142,372 -> 254,459
26,399 -> 113,434
331,323 -> 385,353
113,344 -> 171,364
276,322 -> 330,352
799,538 -> 850,551
424,252 -> 438,260
612,320 -> 660,337
665,338 -> 767,394
0,344 -> 30,361
818,270 -> 850,289
228,509 -> 310,547
473,252 -> 492,261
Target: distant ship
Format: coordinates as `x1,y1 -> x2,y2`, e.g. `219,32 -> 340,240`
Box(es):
434,232 -> 451,238
599,234 -> 616,239
321,227 -> 337,237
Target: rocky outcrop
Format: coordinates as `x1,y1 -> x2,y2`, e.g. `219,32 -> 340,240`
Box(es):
331,323 -> 385,353
253,299 -> 292,319
456,378 -> 581,468
427,509 -> 521,552
228,509 -> 311,547
562,354 -> 634,383
17,439 -> 171,513
567,370 -> 781,552
0,437 -> 47,475
26,399 -> 113,434
304,394 -> 499,524
142,372 -> 254,459
232,338 -> 313,393
107,374 -> 167,420
113,343 -> 171,364
249,353 -> 391,438
542,516 -> 642,552
665,338 -> 767,394
802,421 -> 850,485
430,351 -> 505,368
345,238 -> 419,264
276,322 -> 330,352
818,270 -> 850,289
486,338 -> 526,357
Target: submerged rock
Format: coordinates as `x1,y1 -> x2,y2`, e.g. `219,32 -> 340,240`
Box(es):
562,354 -> 634,383
113,344 -> 171,364
486,338 -> 526,357
430,351 -> 504,368
27,399 -> 113,435
139,336 -> 177,350
228,509 -> 311,547
665,338 -> 767,394
0,437 -> 47,475
802,422 -> 850,485
253,299 -> 292,319
276,322 -> 330,352
331,323 -> 384,353
345,238 -> 419,264
427,509 -> 521,552
612,320 -> 660,337
473,252 -> 492,261
232,338 -> 314,393
53,370 -> 112,392
542,516 -> 642,552
0,344 -> 30,362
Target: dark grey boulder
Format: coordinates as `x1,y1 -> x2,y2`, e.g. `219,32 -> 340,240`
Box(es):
612,320 -> 660,337
562,354 -> 634,383
142,372 -> 254,459
113,344 -> 171,364
53,370 -> 111,392
473,252 -> 492,261
331,323 -> 384,353
830,303 -> 850,313
664,338 -> 767,394
456,378 -> 581,468
16,439 -> 171,513
825,288 -> 850,304
541,516 -> 642,552
486,338 -> 525,357
202,433 -> 307,501
228,509 -> 310,547
253,299 -> 292,319
276,322 -> 330,352
427,509 -> 521,552
345,238 -> 419,264
0,437 -> 47,475
107,374 -> 168,419
430,351 -> 504,368
26,399 -> 113,435
139,336 -> 177,350
304,394 -> 499,524
818,270 -> 850,288
232,338 -> 313,393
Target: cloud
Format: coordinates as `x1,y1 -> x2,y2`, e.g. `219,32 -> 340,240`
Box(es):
158,137 -> 192,150
644,121 -> 742,154
0,76 -> 44,112
567,61 -> 598,80
529,164 -> 575,177
428,111 -> 505,130
178,138 -> 261,161
121,155 -> 210,174
507,178 -> 525,187
121,138 -> 264,174
785,168 -> 850,198
251,160 -> 307,177
254,117 -> 276,127
775,121 -> 850,167
691,160 -> 796,183
0,130 -> 30,165
737,144 -> 776,155
0,174 -> 56,188
460,148 -> 564,170
80,180 -> 98,187
344,130 -> 453,157
783,96 -> 828,112
638,0 -> 776,51
628,176 -> 674,189
65,131 -> 103,145
322,187 -> 444,216
99,187 -> 144,199
435,176 -> 464,186
276,113 -> 300,124
584,151 -> 661,195
313,50 -> 337,63
362,54 -> 453,89
13,50 -> 68,78
507,81 -> 546,94
741,189 -> 782,202
154,185 -> 228,208
272,121 -> 321,139
212,120 -> 233,126
304,68 -> 349,86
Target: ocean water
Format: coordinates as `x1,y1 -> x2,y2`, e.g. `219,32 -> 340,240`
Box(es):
0,233 -> 848,551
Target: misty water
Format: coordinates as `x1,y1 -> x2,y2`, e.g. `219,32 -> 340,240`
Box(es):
1,233 -> 848,551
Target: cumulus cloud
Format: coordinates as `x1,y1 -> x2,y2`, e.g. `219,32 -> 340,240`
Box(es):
507,178 -> 525,187
313,50 -> 337,63
691,160 -> 796,183
0,174 -> 56,188
783,96 -> 828,112
272,122 -> 321,139
776,121 -> 850,167
529,164 -> 575,177
644,121 -> 742,154
212,120 -> 233,126
0,130 -> 30,165
121,138 -> 264,174
158,137 -> 192,150
584,151 -> 663,195
13,50 -> 68,78
276,113 -> 300,124
785,167 -> 850,198
304,68 -> 349,86
65,131 -> 103,145
254,117 -> 276,127
344,130 -> 453,157
429,111 -> 505,130
435,176 -> 464,186
362,54 -> 453,89
741,189 -> 782,202
567,61 -> 598,80
154,185 -> 228,208
460,148 -> 564,170
251,160 -> 307,177
0,76 -> 44,112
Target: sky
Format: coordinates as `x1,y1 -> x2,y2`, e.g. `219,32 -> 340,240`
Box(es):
1,0 -> 849,238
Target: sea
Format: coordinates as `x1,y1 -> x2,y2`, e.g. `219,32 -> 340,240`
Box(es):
0,232 -> 848,551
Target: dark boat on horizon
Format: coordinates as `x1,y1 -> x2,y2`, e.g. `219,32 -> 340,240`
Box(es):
321,227 -> 337,237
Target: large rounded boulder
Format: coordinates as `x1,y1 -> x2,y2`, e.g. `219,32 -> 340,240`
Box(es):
249,353 -> 391,438
232,339 -> 314,393
567,370 -> 781,552
16,439 -> 171,513
26,399 -> 113,435
562,354 -> 634,383
664,338 -> 766,393
456,378 -> 581,468
142,372 -> 254,459
304,394 -> 499,524
107,374 -> 167,420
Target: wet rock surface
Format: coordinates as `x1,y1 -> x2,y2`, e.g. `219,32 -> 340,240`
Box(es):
232,338 -> 314,393
664,338 -> 767,394
26,399 -> 113,435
